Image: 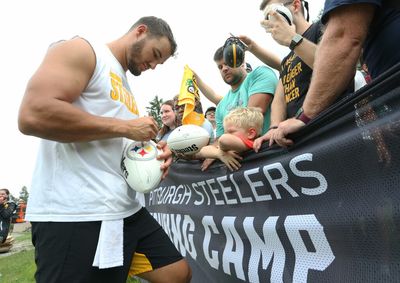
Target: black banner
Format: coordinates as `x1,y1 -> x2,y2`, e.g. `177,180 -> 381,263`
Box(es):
145,63 -> 400,282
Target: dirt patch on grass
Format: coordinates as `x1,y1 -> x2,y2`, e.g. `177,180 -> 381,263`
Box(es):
0,223 -> 34,258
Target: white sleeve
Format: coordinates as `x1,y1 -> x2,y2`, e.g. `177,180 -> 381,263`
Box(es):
354,70 -> 367,91
201,119 -> 215,144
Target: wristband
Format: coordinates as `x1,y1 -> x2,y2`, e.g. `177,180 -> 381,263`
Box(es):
295,107 -> 312,124
268,126 -> 278,130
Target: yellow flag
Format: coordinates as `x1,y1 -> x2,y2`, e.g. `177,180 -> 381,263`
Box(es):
178,65 -> 205,126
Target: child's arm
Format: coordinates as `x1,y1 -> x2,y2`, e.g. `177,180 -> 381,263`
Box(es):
194,145 -> 242,171
218,133 -> 253,152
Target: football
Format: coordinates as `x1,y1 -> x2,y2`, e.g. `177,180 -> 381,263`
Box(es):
167,124 -> 210,155
121,140 -> 163,193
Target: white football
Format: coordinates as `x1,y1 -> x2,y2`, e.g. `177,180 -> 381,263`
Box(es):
121,140 -> 163,193
167,124 -> 210,155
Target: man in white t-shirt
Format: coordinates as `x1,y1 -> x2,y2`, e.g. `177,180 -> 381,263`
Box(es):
18,16 -> 191,283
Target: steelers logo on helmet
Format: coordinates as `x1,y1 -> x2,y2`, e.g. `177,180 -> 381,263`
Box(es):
121,140 -> 163,193
126,141 -> 158,161
223,36 -> 246,68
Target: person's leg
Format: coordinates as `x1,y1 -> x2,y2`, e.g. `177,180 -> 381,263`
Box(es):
124,208 -> 191,283
31,221 -> 129,283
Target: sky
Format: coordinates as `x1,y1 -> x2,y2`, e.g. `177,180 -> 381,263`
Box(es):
0,0 -> 323,197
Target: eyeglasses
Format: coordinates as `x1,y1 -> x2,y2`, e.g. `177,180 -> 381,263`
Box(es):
206,111 -> 215,116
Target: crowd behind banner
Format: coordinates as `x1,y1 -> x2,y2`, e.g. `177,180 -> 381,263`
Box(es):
145,63 -> 400,282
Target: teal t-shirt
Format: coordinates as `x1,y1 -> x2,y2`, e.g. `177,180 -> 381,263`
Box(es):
215,66 -> 278,137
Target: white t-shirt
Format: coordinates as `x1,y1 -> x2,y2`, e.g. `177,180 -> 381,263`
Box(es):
26,39 -> 142,222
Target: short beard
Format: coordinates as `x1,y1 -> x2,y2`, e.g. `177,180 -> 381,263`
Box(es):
127,39 -> 146,76
224,71 -> 243,86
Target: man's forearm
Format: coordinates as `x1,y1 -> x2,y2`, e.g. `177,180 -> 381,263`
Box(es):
270,82 -> 287,124
303,4 -> 375,118
19,96 -> 130,143
292,38 -> 317,69
195,76 -> 222,105
249,42 -> 281,71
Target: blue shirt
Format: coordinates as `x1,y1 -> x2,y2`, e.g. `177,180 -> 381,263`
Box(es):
322,0 -> 400,78
215,66 -> 278,137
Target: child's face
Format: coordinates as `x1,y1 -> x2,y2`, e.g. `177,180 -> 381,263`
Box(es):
224,121 -> 258,140
224,121 -> 248,137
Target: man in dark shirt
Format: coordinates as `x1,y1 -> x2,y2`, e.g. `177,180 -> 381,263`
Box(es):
247,0 -> 324,150
274,0 -> 400,147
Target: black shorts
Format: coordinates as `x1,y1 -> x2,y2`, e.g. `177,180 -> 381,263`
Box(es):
31,208 -> 183,283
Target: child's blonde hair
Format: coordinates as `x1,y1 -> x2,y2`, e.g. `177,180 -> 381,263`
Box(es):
223,107 -> 264,135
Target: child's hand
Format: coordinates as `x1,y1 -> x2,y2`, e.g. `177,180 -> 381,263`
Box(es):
217,149 -> 242,171
201,158 -> 215,171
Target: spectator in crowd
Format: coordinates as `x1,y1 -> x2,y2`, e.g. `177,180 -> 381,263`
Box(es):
0,188 -> 17,244
247,0 -> 324,150
157,100 -> 177,142
18,16 -> 191,283
205,106 -> 216,135
193,46 -> 277,169
251,0 -> 367,149
193,107 -> 264,171
189,62 -> 256,107
173,95 -> 215,144
197,46 -> 277,137
272,0 -> 400,147
360,61 -> 372,84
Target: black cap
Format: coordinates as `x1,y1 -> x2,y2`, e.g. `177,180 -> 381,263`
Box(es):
205,106 -> 216,115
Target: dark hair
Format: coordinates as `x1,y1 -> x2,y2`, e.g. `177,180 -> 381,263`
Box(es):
130,16 -> 177,56
205,107 -> 216,115
213,46 -> 224,62
158,100 -> 176,139
0,188 -> 10,196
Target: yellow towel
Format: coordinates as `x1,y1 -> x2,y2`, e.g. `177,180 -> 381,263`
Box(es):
178,65 -> 205,126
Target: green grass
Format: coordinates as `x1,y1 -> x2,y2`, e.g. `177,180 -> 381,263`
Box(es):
13,232 -> 32,243
0,249 -> 36,282
0,232 -> 143,283
127,277 -> 142,283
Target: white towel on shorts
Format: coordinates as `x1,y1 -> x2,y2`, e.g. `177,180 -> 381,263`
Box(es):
92,219 -> 124,269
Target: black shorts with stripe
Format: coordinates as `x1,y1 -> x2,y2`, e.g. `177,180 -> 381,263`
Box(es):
31,208 -> 183,283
